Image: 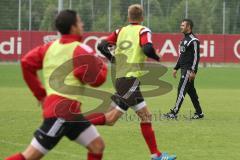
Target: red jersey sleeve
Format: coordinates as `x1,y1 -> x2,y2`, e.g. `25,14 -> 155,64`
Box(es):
140,27 -> 152,46
105,28 -> 121,45
73,44 -> 107,87
21,42 -> 52,101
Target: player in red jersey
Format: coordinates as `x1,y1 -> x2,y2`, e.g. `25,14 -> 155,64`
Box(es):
5,10 -> 107,160
86,4 -> 176,160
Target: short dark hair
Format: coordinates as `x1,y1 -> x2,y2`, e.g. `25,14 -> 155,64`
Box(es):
55,9 -> 77,34
182,18 -> 194,30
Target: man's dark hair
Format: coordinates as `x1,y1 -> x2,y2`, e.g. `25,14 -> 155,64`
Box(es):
55,9 -> 77,34
182,18 -> 194,30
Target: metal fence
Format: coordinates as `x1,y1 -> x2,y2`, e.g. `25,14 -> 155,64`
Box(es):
0,0 -> 239,34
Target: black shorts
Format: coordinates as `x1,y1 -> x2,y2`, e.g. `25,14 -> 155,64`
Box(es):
111,77 -> 145,112
33,114 -> 92,152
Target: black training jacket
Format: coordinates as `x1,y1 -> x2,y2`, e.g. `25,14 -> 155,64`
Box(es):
174,32 -> 200,73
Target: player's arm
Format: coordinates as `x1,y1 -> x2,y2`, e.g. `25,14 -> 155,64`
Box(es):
173,51 -> 181,71
140,28 -> 160,61
188,40 -> 200,81
173,49 -> 181,78
190,40 -> 200,73
21,43 -> 51,102
97,29 -> 120,63
73,45 -> 107,87
97,40 -> 115,63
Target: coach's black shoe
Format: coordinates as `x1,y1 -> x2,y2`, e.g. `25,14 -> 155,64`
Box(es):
163,110 -> 178,119
191,113 -> 204,119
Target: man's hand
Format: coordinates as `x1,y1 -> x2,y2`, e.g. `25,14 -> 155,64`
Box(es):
173,69 -> 177,78
189,71 -> 196,82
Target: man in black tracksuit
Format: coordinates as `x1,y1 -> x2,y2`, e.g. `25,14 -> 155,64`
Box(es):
164,19 -> 204,119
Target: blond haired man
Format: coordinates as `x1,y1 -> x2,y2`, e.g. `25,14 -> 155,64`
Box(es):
86,4 -> 176,160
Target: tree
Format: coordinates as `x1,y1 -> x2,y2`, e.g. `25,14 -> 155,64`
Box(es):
0,0 -> 239,34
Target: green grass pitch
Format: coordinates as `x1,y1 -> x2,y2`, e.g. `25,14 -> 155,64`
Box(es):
0,64 -> 240,160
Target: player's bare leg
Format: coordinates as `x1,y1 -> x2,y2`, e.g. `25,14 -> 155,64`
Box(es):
136,106 -> 176,160
22,145 -> 44,160
135,106 -> 162,158
87,137 -> 105,153
104,107 -> 124,126
72,124 -> 105,160
85,104 -> 123,126
5,142 -> 44,160
136,106 -> 152,122
86,137 -> 105,160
